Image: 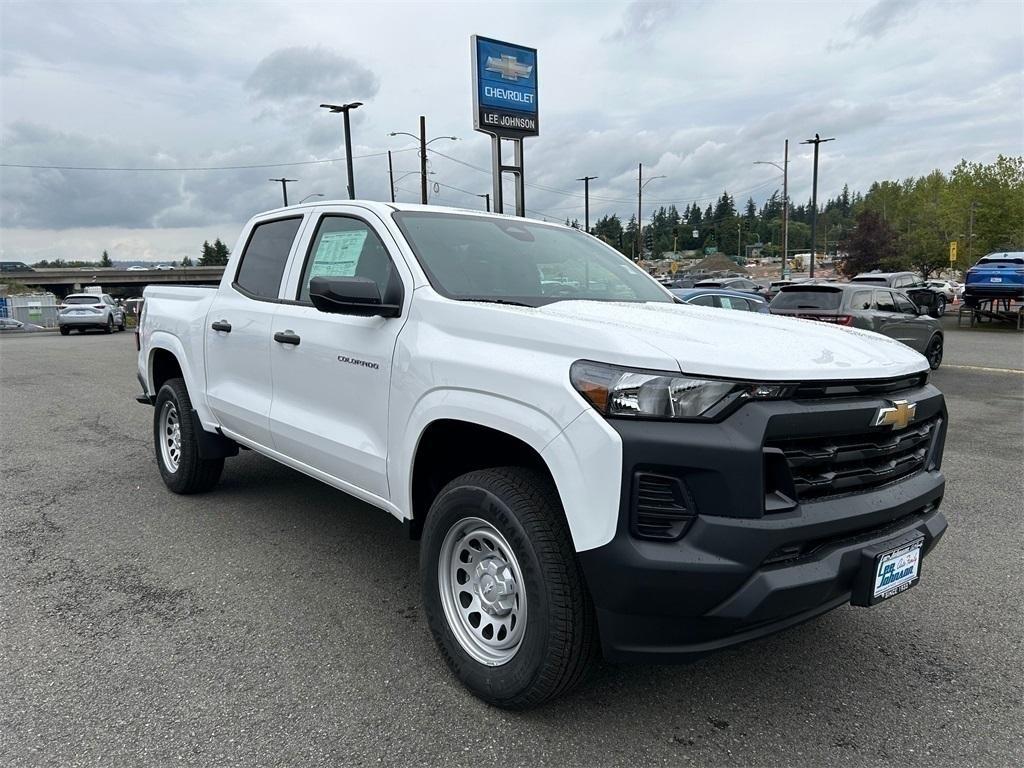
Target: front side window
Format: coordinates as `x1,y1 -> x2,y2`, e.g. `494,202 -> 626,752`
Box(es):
393,211 -> 672,307
875,290 -> 897,312
235,217 -> 303,299
895,293 -> 918,315
717,296 -> 749,311
297,216 -> 399,303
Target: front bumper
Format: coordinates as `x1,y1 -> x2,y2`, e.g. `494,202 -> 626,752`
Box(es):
578,382 -> 948,663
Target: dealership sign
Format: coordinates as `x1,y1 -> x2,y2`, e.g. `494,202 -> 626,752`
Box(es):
472,35 -> 538,138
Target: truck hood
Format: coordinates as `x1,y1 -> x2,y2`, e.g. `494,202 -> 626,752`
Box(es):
536,301 -> 928,381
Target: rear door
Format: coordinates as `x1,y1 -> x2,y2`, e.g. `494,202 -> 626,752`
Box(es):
205,215 -> 305,447
872,289 -> 915,344
268,210 -> 411,498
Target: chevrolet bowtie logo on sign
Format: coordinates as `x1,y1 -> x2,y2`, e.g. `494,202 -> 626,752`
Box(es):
873,400 -> 917,430
485,54 -> 533,81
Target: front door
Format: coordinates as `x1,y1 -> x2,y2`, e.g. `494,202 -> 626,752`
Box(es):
205,215 -> 304,447
268,213 -> 409,499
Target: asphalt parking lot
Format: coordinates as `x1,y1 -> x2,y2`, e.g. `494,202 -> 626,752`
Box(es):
2,325 -> 1022,767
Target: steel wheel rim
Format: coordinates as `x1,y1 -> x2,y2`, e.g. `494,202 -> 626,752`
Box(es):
438,516 -> 527,666
159,400 -> 182,473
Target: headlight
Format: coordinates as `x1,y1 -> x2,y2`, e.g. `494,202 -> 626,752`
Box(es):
570,360 -> 794,421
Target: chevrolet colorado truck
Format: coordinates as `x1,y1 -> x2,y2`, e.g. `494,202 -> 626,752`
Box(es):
137,201 -> 948,709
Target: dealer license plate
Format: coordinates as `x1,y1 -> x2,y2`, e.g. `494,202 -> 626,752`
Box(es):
872,540 -> 922,601
989,277 -> 1002,282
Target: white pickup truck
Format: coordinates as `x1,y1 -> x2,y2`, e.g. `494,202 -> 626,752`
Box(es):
138,201 -> 948,708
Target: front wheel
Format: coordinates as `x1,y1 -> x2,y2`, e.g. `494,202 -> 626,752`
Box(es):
153,378 -> 224,493
59,326 -> 70,336
926,335 -> 943,370
421,467 -> 598,709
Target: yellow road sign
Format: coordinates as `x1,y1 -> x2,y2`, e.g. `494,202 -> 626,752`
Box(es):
949,241 -> 958,262
670,262 -> 679,274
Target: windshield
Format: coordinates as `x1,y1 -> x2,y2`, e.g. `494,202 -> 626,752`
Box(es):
392,211 -> 673,307
979,256 -> 1024,265
771,287 -> 843,310
65,296 -> 100,304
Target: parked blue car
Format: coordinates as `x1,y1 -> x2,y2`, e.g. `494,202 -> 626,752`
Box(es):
670,288 -> 771,313
963,252 -> 1024,307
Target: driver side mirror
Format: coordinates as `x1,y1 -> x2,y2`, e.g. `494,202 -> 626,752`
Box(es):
309,276 -> 402,318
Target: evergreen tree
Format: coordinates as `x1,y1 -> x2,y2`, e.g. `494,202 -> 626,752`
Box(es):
181,255 -> 193,267
100,250 -> 112,268
212,238 -> 231,265
198,240 -> 214,266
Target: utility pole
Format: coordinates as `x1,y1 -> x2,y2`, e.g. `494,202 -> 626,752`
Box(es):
637,163 -> 643,259
967,201 -> 979,264
476,193 -> 491,212
782,139 -> 789,278
801,133 -> 835,278
388,150 -> 395,203
320,102 -> 363,200
737,222 -> 742,263
269,177 -> 297,206
577,175 -> 598,233
419,115 -> 428,205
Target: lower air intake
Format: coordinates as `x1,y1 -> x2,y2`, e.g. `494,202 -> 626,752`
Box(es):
631,472 -> 695,541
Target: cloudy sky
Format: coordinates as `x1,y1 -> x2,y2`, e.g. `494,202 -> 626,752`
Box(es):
1,0 -> 1021,263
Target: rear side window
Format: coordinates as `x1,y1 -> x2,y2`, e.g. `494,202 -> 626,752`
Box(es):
875,290 -> 897,312
235,217 -> 303,299
850,290 -> 873,310
771,288 -> 842,311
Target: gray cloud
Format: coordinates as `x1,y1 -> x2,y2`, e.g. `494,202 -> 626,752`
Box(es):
245,46 -> 380,105
830,0 -> 924,50
606,1 -> 681,41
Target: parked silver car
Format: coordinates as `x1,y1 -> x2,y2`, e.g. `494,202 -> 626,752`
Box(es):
58,293 -> 126,335
770,283 -> 944,369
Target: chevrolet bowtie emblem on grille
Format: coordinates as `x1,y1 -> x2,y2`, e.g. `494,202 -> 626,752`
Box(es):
485,54 -> 533,81
873,399 -> 917,430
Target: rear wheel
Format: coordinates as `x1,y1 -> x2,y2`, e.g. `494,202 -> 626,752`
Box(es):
932,296 -> 946,317
421,467 -> 598,709
926,335 -> 943,370
153,378 -> 224,494
104,315 -> 114,334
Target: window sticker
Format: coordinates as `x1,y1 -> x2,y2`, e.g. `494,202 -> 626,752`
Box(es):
310,229 -> 368,278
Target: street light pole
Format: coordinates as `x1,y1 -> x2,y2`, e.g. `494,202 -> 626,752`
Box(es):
269,177 -> 297,206
320,102 -> 363,200
476,193 -> 491,212
388,150 -> 395,203
576,175 -> 598,233
389,124 -> 457,206
298,193 -> 324,204
801,133 -> 835,278
636,164 -> 666,260
754,141 -> 790,277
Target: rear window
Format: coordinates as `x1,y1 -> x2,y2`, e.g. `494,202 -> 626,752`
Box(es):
979,256 -> 1024,265
851,276 -> 887,285
771,287 -> 843,311
65,296 -> 100,304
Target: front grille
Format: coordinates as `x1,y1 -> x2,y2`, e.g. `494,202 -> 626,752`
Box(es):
792,372 -> 928,400
631,472 -> 695,541
766,416 -> 939,501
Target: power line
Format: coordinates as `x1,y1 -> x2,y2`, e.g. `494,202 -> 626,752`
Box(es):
426,148 -> 780,206
0,147 -> 418,173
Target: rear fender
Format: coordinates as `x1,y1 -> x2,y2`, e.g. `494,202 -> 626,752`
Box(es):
146,331 -> 218,430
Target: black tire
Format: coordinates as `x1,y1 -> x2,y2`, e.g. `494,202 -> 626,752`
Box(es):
118,317 -> 126,331
932,296 -> 946,317
926,334 -> 943,370
153,378 -> 224,494
104,315 -> 114,334
59,326 -> 70,336
421,467 -> 599,709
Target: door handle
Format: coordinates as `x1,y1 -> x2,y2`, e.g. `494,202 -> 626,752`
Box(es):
211,320 -> 232,333
274,330 -> 301,346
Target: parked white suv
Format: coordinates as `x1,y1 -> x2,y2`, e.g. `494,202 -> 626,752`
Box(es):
137,201 -> 948,708
59,293 -> 125,334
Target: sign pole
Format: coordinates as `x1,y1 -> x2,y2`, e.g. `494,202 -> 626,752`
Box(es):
491,135 -> 504,214
513,140 -> 525,217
